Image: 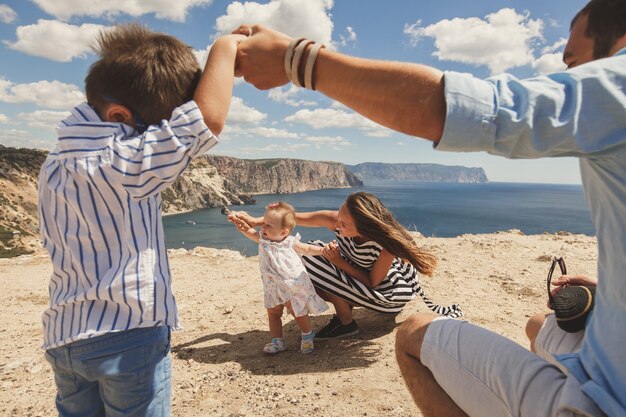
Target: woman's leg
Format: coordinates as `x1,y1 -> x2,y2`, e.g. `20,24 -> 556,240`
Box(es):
316,288 -> 353,324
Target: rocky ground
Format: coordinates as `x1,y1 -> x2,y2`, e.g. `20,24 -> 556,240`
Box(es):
0,231 -> 597,416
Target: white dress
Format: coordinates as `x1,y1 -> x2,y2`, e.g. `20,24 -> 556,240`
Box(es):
258,234 -> 329,317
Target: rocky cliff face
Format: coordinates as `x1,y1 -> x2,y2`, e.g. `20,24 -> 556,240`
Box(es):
347,162 -> 488,183
0,147 -> 362,256
0,145 -> 46,256
202,155 -> 363,194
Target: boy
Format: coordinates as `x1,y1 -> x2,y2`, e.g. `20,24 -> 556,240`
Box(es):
38,23 -> 245,416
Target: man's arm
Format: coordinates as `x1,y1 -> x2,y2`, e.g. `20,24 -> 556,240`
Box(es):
236,25 -> 446,141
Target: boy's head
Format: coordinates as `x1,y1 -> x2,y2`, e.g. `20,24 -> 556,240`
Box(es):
262,202 -> 296,241
85,23 -> 201,130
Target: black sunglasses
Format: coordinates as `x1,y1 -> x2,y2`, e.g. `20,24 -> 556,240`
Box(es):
547,257 -> 567,305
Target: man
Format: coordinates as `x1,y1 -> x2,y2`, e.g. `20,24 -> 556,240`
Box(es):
234,0 -> 626,415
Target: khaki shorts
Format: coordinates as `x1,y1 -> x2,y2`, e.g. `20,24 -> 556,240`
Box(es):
534,313 -> 585,372
420,318 -> 604,417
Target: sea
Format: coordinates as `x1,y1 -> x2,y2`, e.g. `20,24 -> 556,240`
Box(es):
162,182 -> 595,256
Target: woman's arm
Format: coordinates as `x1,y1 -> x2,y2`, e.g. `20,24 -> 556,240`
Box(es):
322,242 -> 395,288
233,210 -> 338,230
294,210 -> 338,230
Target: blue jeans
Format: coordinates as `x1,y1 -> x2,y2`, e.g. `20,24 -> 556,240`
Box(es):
45,326 -> 171,417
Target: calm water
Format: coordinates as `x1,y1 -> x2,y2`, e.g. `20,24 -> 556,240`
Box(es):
162,182 -> 594,256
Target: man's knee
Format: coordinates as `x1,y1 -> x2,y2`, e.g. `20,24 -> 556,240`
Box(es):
396,313 -> 436,360
525,312 -> 548,352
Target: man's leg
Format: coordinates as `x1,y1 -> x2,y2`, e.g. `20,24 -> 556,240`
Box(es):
526,312 -> 549,352
395,314 -> 587,417
395,314 -> 468,417
531,313 -> 584,370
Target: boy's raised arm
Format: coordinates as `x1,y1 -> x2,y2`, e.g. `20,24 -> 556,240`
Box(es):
194,34 -> 247,135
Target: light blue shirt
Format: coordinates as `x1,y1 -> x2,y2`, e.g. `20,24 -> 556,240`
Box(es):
438,48 -> 626,417
39,101 -> 218,349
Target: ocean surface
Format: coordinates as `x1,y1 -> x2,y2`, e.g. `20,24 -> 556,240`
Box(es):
162,182 -> 594,256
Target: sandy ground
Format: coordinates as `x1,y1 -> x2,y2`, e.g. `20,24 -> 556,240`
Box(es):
0,231 -> 597,417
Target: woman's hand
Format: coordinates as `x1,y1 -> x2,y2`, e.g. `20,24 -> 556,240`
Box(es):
322,240 -> 342,263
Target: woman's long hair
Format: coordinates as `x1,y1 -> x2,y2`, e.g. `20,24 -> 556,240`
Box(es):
345,191 -> 437,276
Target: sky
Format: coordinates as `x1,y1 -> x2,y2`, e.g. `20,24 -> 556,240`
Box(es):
0,0 -> 590,184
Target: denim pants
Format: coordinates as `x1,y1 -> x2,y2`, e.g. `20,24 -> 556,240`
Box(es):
45,326 -> 172,417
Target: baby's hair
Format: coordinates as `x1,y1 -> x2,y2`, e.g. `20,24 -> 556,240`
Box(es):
266,202 -> 296,233
85,23 -> 201,126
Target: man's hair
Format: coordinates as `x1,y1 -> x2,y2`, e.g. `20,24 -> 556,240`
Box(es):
573,0 -> 626,58
345,191 -> 437,276
266,202 -> 296,232
85,23 -> 202,126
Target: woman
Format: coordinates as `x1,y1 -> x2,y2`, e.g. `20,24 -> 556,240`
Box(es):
236,192 -> 462,339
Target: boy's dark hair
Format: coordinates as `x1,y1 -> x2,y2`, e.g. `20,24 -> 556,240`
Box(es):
85,23 -> 202,126
572,0 -> 626,59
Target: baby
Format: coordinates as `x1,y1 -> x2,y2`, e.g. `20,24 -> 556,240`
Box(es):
229,202 -> 328,353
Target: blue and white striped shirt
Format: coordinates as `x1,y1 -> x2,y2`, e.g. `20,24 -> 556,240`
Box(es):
38,101 -> 218,349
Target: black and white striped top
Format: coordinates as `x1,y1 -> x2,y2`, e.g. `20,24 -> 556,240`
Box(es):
304,232 -> 462,317
38,101 -> 217,349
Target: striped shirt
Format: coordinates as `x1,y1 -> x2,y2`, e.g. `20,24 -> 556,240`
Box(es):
38,101 -> 218,349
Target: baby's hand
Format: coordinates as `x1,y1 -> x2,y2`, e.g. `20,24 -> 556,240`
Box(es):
322,240 -> 341,263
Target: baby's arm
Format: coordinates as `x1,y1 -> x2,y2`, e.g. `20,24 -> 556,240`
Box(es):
293,241 -> 324,257
194,34 -> 247,135
228,213 -> 260,243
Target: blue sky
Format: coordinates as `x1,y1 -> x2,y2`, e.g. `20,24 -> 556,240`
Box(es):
0,0 -> 589,183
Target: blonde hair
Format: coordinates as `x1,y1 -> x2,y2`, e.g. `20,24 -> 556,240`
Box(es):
265,202 -> 296,233
345,192 -> 437,276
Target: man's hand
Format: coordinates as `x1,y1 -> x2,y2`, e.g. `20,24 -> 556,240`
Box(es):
233,24 -> 292,90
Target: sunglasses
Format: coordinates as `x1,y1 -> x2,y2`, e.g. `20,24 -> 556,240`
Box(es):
547,257 -> 567,305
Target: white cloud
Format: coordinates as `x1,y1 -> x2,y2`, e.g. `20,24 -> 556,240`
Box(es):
338,26 -> 357,47
234,143 -> 311,155
267,85 -> 318,107
0,113 -> 8,123
193,46 -> 211,69
214,0 -> 334,46
0,129 -> 56,150
303,135 -> 351,149
405,8 -> 544,74
285,108 -> 391,137
0,78 -> 84,109
542,38 -> 568,54
227,97 -> 267,124
6,19 -> 106,62
0,4 -> 17,23
32,0 -> 213,22
533,53 -> 566,74
17,110 -> 71,130
223,124 -> 299,139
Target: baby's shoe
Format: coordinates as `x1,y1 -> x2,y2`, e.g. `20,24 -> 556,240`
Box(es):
263,338 -> 286,354
301,332 -> 315,354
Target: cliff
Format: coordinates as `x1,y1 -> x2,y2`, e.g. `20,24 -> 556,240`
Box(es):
347,162 -> 488,183
0,145 -> 47,257
0,147 -> 361,257
202,155 -> 363,194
